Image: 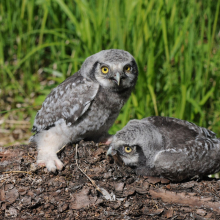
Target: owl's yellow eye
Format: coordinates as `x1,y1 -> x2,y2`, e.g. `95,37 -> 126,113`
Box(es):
101,66 -> 109,74
125,66 -> 131,72
124,146 -> 132,153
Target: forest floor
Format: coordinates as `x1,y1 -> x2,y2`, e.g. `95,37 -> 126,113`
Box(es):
0,141 -> 220,219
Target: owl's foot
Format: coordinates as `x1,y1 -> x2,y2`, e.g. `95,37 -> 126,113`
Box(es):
37,158 -> 64,172
99,134 -> 113,145
37,152 -> 64,173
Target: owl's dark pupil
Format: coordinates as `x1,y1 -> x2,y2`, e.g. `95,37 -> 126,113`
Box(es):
104,68 -> 107,71
125,66 -> 130,71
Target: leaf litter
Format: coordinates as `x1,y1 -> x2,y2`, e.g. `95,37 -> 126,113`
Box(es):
0,141 -> 220,219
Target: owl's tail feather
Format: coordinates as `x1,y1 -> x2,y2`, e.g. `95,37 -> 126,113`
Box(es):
199,126 -> 216,139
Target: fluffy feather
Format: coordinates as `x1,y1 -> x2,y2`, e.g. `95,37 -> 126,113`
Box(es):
30,49 -> 138,172
107,116 -> 220,181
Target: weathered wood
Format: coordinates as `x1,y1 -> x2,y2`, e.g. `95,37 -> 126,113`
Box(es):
149,188 -> 220,213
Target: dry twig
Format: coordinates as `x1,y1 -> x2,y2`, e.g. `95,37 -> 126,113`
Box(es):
3,171 -> 32,175
75,144 -> 103,195
56,144 -> 67,154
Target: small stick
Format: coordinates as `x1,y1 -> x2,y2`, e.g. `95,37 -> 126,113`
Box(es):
56,144 -> 67,154
75,144 -> 103,195
28,153 -> 35,160
154,204 -> 159,210
3,171 -> 32,175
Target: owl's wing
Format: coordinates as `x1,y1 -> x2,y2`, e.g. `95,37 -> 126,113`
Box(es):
154,137 -> 220,181
145,116 -> 216,142
32,72 -> 99,132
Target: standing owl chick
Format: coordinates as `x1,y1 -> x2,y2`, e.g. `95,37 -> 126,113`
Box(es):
107,116 -> 220,181
30,49 -> 138,172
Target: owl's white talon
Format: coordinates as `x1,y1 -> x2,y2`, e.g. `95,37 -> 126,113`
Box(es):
37,148 -> 64,172
46,160 -> 58,173
55,159 -> 64,170
37,161 -> 46,167
99,135 -> 113,145
37,158 -> 63,172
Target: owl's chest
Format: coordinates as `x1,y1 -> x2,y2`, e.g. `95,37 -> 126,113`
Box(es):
69,88 -> 131,141
75,91 -> 126,135
94,88 -> 129,112
87,91 -> 124,125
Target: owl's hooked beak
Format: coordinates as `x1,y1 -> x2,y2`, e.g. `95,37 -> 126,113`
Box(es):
107,147 -> 124,166
113,72 -> 121,85
107,147 -> 117,156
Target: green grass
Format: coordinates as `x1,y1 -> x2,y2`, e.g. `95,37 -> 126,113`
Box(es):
1,0 -> 220,137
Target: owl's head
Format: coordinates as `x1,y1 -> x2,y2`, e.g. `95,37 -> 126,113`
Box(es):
107,119 -> 148,168
107,119 -> 163,168
80,49 -> 138,91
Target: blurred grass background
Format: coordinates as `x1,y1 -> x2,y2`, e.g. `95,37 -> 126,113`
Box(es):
0,0 -> 220,146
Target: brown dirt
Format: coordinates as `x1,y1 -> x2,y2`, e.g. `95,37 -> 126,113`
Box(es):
0,141 -> 220,219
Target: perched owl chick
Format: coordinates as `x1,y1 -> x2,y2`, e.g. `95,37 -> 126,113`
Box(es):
107,116 -> 220,181
30,49 -> 138,172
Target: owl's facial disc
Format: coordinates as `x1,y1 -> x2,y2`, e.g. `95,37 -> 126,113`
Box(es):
94,61 -> 137,90
99,63 -> 124,85
107,145 -> 139,166
101,65 -> 121,84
